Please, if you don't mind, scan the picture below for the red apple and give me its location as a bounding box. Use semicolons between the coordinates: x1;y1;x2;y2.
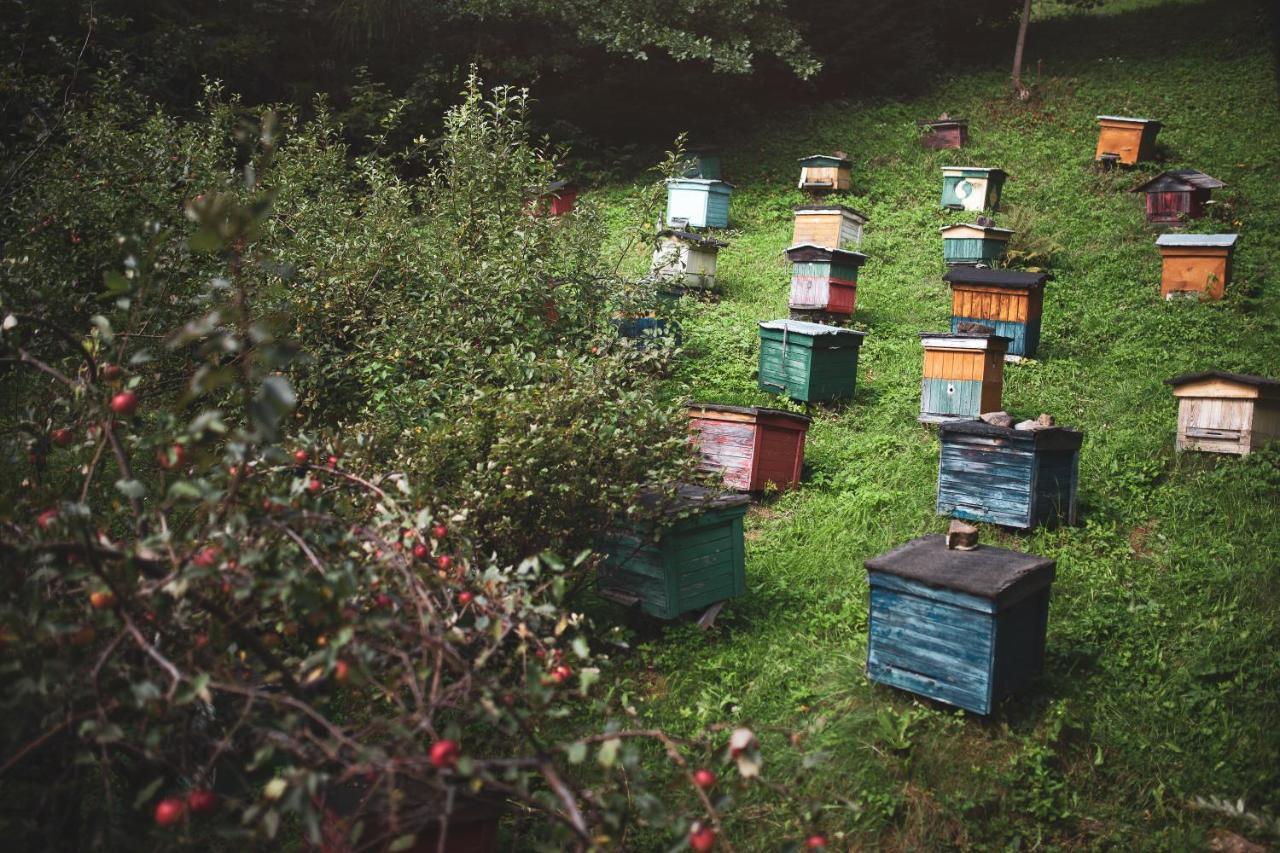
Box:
186;789;217;815
36;508;59;530
457;591;473;605
552;664;572;684
692;769;716;790
429;739;460;770
375;593;393;610
109;391;138;416
334;659;350;683
805;835;827;849
89;590;115;610
431;523;447;539
293;449;309;465
154;797;184;827
307;478;322;494
437;555;453;571
326;454;339;468
413;543;429;560
51;427;74;447
192;547;219;568
688;824;717;852
156;443;186;470
100;363;122;380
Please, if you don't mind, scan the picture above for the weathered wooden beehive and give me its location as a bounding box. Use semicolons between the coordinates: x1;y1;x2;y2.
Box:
791;205;868;250
651;229;728;291
1095;115;1161;166
533;180;578;217
596;485;748;620
918;330;1007;422
940;222;1014;266
937;420;1082;529
1165;371;1280;456
941;167;1006;212
1130;170;1224;224
613;314;680;347
785;243;867;318
687;404;811;492
943;268;1048;360
665;178;733;229
1155;233;1238;300
918;116;969;150
758;320;866;403
797;153;852;192
865;535;1055;715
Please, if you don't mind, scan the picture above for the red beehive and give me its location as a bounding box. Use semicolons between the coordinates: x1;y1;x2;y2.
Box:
532;180;578;217
1130;170;1224;224
688;404;811;492
917;116;969;150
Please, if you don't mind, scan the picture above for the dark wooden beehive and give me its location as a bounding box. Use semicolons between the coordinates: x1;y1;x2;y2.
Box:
943;268;1049;360
918;117;969;149
687;404;811;492
1130;170;1224;224
865;535;1055;715
597;485;749;620
936;420;1082;529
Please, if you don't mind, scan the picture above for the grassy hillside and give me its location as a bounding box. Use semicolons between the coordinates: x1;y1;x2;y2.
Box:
590;0;1279;847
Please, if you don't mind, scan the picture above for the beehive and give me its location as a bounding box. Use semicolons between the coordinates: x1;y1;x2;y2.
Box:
665;178;733;229
687;404;811;492
943;268;1048;360
758;320;867;403
651;229;728;291
531;180;578;217
613;314;681;347
1156;233;1238;299
682;149;722;180
918;330;1008;422
865;535;1055;715
941;167;1006;212
918;117;969;150
797;153;852;192
940;222;1014;266
791;205;868;250
1166;371;1280;456
785;243;868;316
936;420;1082;529
1130;170;1224;224
597;485;748;620
1095;115;1161;165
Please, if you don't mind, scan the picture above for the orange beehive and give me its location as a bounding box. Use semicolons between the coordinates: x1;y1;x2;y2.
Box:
918;329;1008;423
1155;234;1238;300
1094;115;1161;165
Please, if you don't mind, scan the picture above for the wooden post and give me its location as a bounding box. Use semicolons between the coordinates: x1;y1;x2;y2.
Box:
1012;0;1033;99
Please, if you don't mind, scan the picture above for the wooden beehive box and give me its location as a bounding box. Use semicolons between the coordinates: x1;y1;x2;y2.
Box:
682;149;722;180
533;180;578;216
596;485;748;620
791;205;868;250
917;117;969;150
1166;371;1280;456
651;229;728;292
797;153;852;192
758;320;867;403
665;178;733;229
943;268;1048;360
919;330;1008;423
1130;170;1224;224
1155;233;1238;300
941;167;1006;212
865;535;1055;715
614;314;681;347
937;420;1082;529
940;222;1014;266
687;404;811;492
1095;115;1161;165
785;243;868;317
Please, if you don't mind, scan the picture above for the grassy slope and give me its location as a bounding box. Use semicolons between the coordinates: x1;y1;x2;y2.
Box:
591;0;1280;848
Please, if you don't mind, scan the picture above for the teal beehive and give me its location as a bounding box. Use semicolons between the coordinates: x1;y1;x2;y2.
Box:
941;167;1007;212
866;535;1056;714
758;320;866;403
665;178;733;229
940;222;1014;266
597;485;748;620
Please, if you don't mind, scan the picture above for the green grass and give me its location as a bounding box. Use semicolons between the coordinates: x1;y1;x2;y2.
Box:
588;0;1280;847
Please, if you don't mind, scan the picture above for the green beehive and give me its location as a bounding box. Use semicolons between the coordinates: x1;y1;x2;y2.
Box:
758;320;867;403
597;485;748;620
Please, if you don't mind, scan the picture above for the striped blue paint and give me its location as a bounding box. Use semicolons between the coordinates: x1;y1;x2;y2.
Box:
950;315;1040;359
936;426;1081;530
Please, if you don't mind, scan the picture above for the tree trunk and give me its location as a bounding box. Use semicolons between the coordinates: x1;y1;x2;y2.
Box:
1011;0;1033;99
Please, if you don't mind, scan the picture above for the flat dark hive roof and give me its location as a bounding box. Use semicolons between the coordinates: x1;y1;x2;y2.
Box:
865;535;1055;606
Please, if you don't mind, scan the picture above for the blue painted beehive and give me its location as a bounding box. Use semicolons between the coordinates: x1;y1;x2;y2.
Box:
758;320;866;403
865;535;1055;714
665;178;733;229
937;420;1082;529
